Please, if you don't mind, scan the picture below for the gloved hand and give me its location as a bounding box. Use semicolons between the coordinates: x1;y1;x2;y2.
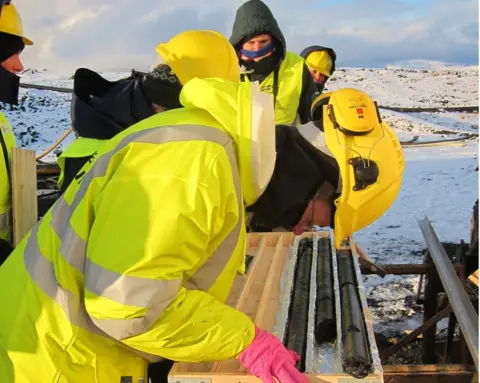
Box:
238;326;308;383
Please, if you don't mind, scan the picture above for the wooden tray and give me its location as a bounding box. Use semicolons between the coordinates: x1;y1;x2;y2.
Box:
168;232;383;383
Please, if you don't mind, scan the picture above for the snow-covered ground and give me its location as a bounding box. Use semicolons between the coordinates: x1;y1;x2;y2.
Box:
326;67;478;108
1;66;479;343
2;66;478;157
358;142;478;339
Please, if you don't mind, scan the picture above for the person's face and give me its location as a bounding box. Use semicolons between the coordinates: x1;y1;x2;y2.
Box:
292;196;333;235
265;183;335;234
1;53;24;74
152;103;167;113
309;68;327;85
242;34;272;52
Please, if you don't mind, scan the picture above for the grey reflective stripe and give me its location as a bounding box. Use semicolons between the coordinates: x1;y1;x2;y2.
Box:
25;124;243;342
90;291;183;341
25;224;106;333
183;138;243;291
24;224;162;362
85;259;182;308
50;198;86;271
0;210;10;231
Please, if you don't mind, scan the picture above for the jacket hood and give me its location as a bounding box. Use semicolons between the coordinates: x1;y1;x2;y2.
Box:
230;0;286;58
71;68;155;140
300;45;337;76
180;78;276;207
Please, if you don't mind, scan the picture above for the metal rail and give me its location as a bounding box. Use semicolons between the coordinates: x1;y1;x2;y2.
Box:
418;217;479;370
20;83;72;93
380;105;479;113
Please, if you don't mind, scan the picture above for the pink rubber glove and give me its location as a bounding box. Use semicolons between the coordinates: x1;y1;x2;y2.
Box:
238;326;309;383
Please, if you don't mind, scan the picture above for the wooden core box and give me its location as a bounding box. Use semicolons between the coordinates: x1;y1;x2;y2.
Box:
168;232;384;383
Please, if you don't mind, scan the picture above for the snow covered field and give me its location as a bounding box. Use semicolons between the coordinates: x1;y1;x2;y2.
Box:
1;65;479;346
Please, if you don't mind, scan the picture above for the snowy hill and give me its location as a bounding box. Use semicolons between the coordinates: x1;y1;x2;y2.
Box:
1;66;478;346
1;66;478;156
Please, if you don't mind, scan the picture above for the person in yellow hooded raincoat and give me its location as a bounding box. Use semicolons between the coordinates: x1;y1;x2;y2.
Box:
0;0;33;263
0;29;405;383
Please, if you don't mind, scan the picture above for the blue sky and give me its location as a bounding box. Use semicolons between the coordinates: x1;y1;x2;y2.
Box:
15;0;479;71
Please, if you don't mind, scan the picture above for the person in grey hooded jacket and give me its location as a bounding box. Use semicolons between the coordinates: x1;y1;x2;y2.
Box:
229;0;319;125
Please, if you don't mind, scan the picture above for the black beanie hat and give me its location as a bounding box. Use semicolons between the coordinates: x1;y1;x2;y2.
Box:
141;64;183;110
0;32;24;63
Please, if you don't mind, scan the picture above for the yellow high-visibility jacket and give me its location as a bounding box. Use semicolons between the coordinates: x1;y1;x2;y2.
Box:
0;78;276;383
57;136;105;190
242;51;304;125
0;112;17;243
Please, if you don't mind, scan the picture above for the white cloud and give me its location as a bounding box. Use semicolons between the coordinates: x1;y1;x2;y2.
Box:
60;6;109;30
11;0;479;71
329;21;430;44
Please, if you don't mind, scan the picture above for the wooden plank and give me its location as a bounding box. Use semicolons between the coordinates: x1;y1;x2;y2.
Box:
247;232;296;248
254;235;289;331
355;243;387;277
468;269;479;286
232;235;291;374
423;267;440;364
381;305;453;360
383;364;475;373
168;373;380;383
383;364;475;383
225;273;247;308
213;235;280;373
169;366;475;383
11;148;37;246
443;313;457;363
247;232;262;248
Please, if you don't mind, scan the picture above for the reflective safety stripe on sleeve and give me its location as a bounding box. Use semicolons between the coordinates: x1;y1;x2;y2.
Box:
23;124;243;344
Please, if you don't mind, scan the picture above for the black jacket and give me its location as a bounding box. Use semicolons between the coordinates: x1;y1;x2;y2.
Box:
59;69;155;194
71;68;154;140
248;125;339;230
230;0;319;124
300;45;337;93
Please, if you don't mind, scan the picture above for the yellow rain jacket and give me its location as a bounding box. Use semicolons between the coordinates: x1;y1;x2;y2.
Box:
0;78;276;382
242;52;304;125
57;136;105;190
0;112;16;243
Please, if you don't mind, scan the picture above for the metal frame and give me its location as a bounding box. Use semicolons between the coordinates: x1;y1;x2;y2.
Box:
418;217;479;370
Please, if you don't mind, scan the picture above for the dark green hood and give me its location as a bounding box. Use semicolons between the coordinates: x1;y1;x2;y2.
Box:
229;0;286;58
